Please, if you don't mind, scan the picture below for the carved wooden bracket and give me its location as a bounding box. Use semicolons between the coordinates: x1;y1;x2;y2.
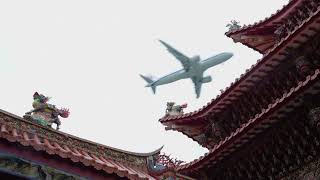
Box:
204;121;226;145
295;56;313;77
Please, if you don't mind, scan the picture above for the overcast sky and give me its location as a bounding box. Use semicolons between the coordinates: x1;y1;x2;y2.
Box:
0;0;289;162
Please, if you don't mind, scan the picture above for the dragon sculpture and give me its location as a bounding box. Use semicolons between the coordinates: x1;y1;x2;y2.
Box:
226;20;241;31
24;92;69;130
166;102;187;116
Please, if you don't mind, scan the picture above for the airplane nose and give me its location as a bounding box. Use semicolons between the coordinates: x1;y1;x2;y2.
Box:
225;52;233;58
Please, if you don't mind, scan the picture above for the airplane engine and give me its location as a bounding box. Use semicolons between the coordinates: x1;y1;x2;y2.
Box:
191;55;200;62
201;76;212;83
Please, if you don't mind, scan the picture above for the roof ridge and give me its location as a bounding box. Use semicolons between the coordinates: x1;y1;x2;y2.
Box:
0;109;162;157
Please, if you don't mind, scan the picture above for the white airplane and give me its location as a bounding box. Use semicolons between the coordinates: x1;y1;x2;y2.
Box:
140;40;233;98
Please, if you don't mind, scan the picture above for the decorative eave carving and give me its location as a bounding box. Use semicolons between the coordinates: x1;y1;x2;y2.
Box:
147;153;186;179
203;120;226;147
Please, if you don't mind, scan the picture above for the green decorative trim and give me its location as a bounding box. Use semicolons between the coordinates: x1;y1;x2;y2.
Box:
31;116;50;126
104;149;146;166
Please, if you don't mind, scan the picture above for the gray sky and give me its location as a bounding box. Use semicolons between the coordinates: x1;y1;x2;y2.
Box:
0;0;289;162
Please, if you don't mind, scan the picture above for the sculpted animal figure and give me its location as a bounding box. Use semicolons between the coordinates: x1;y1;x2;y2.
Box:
24;92;69;130
226;20;241;31
166;102;187;116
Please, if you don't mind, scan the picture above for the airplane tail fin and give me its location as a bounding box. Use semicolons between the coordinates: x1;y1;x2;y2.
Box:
151;86;156;94
140;74;157;94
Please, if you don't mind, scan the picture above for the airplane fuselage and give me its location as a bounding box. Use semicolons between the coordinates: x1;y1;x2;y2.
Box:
150;69;188;86
148;52;233;87
200;52;233;71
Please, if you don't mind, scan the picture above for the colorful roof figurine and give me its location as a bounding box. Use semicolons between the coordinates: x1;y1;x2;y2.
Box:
24;92;69;130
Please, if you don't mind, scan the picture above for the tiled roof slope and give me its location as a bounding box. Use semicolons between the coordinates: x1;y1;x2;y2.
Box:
0;109;159;180
177;68;320;173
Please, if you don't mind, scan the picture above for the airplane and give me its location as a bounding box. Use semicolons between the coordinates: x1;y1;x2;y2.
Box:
140;40;233;98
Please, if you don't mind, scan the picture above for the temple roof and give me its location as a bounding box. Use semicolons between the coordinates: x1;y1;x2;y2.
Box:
159;0;320;176
225;0;308;54
176;69;320;173
0;109;160;180
160;0;320;149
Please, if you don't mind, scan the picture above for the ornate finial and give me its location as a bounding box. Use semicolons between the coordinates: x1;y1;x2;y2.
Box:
155;153;185;168
147;153;184;179
24;92;70;130
226;20;241;31
165;102;187;116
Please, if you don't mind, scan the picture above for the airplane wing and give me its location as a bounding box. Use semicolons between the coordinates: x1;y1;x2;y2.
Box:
191;76;202;98
159;40;191;70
